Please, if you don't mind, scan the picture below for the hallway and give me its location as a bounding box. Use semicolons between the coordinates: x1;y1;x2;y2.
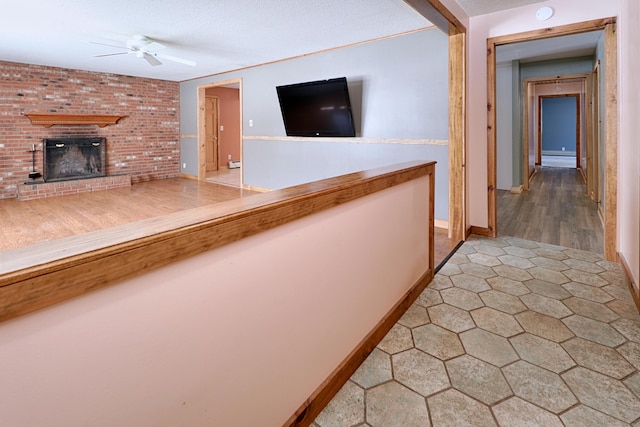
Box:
314;236;640;426
497;167;603;254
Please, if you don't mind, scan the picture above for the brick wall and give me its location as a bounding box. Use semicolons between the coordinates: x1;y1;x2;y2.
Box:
0;61;180;199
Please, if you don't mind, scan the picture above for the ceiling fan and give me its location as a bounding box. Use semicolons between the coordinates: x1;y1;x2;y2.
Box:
92;35;196;67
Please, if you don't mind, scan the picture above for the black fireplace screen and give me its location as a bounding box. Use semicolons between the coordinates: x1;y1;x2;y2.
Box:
43;137;106;182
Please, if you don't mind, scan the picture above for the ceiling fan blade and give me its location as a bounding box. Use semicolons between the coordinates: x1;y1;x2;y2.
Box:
142;52;162;66
94;52;130;57
90;41;128;50
154;53;197;66
145;41;166;51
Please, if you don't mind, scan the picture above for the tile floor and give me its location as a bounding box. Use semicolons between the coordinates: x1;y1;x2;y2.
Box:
313;235;640;426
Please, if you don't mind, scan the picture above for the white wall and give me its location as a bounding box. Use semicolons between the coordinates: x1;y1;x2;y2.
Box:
0;175;431;427
496;63;514;190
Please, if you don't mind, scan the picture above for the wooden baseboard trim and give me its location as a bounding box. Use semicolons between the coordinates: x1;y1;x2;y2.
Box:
285;268;434;426
619;252;640;313
510;185;523;194
179;173;198;180
468;226;493;237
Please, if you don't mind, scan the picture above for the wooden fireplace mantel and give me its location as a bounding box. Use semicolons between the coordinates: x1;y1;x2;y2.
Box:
24;113;127;128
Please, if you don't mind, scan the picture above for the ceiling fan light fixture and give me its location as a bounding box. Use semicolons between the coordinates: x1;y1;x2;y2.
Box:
536;6;554;21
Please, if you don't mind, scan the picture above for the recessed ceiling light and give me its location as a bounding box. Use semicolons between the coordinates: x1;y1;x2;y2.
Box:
536;6;554;21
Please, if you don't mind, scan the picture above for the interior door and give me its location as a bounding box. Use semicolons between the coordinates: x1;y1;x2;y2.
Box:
205;95;219;172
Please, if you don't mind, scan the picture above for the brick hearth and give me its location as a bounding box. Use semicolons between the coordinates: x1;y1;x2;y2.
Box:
17;175;131;201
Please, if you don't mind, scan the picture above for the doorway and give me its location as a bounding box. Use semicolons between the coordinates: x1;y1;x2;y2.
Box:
539;95;579;169
197;78;242;184
487;18;618;260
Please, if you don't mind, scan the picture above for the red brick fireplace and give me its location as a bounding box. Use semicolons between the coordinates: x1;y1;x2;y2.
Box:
0;60;180;200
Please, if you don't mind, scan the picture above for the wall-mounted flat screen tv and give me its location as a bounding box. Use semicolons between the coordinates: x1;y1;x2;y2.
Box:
276;77;356;137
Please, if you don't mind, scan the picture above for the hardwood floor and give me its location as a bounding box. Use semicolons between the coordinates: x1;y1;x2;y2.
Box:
497;167;603;253
0;178;258;251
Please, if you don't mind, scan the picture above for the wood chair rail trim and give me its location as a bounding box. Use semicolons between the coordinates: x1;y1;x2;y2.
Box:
0;161;435;324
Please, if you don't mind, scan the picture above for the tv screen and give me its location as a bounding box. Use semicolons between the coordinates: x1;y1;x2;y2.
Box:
276;77;356;137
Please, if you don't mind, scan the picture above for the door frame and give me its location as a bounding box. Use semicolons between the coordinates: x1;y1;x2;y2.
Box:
487;18;618;260
197;78;243;181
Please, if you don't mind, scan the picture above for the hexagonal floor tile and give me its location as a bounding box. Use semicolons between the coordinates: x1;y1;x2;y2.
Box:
479;290;528;314
562;282;614;303
441;287;484;311
446;355;512;405
497;254;536;269
532;247;569;260
505;237;540;250
428;304;476;333
502;245;537;258
315;380;364;426
474;244;507;257
459;262;497;279
560;405;630;427
493;264;534;282
607;299;640;320
562;337;635;380
392;349;450;397
611;318;640;343
467;252;501;267
471;307;523;337
450;274;491;292
428;389;497;427
524;279;572;299
413;323;465;360
377;324;414;354
530;256;570;272
366;382;430;426
520;293;573;319
459;328;518;367
562;367;640;423
492;397;563;427
563;315;626;347
510;333;576;373
563;248;604;263
503;361;578;414
562;297;619;323
515;310;575;342
486;276;531;296
397;304;430;328
528;267;570;284
429;275;454;290
563;257;605;274
617;341;640;369
351;348;392;389
563;268;609;287
415;288;443;308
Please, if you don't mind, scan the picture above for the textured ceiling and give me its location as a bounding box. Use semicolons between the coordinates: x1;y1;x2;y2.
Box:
454;0;548;16
496;31;602;64
0;0;431;81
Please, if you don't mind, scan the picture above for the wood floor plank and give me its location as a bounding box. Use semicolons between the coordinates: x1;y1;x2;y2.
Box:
497;167;603;253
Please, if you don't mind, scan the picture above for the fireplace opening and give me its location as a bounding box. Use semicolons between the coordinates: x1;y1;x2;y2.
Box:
43;137;106;182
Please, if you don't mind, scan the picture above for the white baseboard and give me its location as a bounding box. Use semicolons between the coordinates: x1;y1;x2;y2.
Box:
434;219;448;230
542;150;576;157
510;185;523;194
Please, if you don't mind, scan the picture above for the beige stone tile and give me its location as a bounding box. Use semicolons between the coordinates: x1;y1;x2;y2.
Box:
493;264;534;282
562;337;635;380
428;389;497;427
528;266;570;284
351;348;392;389
397;304;430;328
562;367;640;423
560;405;629;427
563;248;604;263
563;257;606;274
450;274;491;292
441;287;484;311
520;293;573;318
437;263;462;276
599;270;625;286
537;242;567;251
510;333;576;374
563;315;626;347
502;245;537;258
486;276;530;296
492;397;563;427
471;307;523;337
459;262;497;279
474;244;507;257
428;304;476;333
603;283;635;301
611;318;640;343
456;244;476;255
447;253;469;265
315;380;364;426
607;299;640;320
377;324;414;354
617;341;640;369
504;237;540;249
515;311;575;342
562;282;615;303
415;288;443;308
625;372;640;398
446;355;512;405
503;361;578;413
532;247;569;260
497;254;535;269
524;279;572;299
563;268;609;287
459;328;518;367
563;297;619;323
477;237;510;248
596;259;622;271
467;252;501;267
412;323;465;360
429;275;454;290
392;349;450;397
366;382;430;427
531;256;571;272
480;290;528;315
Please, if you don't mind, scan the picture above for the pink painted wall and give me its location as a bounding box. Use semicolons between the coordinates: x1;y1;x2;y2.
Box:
441;0;637;285
0;176;431;426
